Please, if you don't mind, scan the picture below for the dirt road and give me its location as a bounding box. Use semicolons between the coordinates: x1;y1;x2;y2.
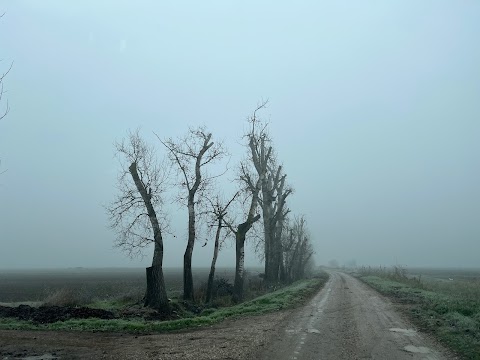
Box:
0;310;289;360
260;271;455;360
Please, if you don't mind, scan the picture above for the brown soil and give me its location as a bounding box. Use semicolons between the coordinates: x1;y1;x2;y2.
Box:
0;305;115;324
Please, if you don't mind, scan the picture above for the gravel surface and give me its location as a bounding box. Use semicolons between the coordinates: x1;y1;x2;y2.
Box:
260;271;458;360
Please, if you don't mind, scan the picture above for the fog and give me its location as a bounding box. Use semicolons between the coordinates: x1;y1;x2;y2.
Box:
0;1;479;269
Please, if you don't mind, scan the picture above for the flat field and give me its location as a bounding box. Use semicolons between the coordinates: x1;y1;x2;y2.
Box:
408;267;480;281
0;267;255;303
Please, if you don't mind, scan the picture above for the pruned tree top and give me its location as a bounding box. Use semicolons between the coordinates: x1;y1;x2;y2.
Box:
206;191;239;222
156;126;228;202
199;191;240;249
245;99;270;140
243;100;274;174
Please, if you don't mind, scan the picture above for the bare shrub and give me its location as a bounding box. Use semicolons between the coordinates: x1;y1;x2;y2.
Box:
243;273;266;300
197;277;234;305
113;287;144;305
211;294;234;308
43;288;93;307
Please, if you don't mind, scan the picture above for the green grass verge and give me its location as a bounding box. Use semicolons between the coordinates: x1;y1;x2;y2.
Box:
359;274;480;360
0;273;328;333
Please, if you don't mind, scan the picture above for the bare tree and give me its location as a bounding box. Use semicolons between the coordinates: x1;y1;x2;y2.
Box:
106;130;169;310
283;216;315;282
159;126;227;301
244;100;292;284
205;192;238;303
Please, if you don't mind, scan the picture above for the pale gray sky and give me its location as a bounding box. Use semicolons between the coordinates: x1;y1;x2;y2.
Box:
0;1;479;269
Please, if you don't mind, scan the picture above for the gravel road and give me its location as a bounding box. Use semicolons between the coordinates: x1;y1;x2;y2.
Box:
259;271;456;360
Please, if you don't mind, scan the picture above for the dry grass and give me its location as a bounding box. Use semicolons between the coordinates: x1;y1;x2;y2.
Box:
43;288;93;307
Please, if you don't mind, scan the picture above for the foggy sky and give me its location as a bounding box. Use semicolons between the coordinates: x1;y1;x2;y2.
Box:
0;1;479;269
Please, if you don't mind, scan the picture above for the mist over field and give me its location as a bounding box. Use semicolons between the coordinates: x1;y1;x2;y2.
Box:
0;1;479;270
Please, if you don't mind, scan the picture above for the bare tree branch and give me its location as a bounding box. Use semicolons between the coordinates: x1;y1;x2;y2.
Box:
106;129;169;256
0;57;12;121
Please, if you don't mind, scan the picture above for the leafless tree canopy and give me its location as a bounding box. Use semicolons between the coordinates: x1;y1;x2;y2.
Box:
282;215;315;282
206;192;238;240
159;126;227;205
106;130;168;258
0;13;12;122
0;13;13;174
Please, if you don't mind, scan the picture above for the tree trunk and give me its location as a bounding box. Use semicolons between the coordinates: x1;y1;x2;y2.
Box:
270;174;289;285
233;231;246;303
233;214;260;303
262;192;275;283
279;253;286;282
262;172;281;284
183;243;194;301
144;265;168;308
288;236;302;282
269;229;280;283
206;218;222;303
184;198;195;301
128;162;169;310
273;225;283;282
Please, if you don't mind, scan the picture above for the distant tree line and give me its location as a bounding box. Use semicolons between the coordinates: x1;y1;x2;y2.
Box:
106;101;315;311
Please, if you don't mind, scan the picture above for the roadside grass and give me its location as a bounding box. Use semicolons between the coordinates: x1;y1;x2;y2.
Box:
357;267;480;360
0;272;328;333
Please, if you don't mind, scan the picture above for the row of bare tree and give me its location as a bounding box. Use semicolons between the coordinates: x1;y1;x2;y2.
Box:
106;101;315;310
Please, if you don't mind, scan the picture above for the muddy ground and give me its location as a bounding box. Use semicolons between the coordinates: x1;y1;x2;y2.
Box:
0;310;289;360
0;303;183;324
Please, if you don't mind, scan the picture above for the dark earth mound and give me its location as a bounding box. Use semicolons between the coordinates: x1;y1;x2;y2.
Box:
0;304;115;323
0;303;185;324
